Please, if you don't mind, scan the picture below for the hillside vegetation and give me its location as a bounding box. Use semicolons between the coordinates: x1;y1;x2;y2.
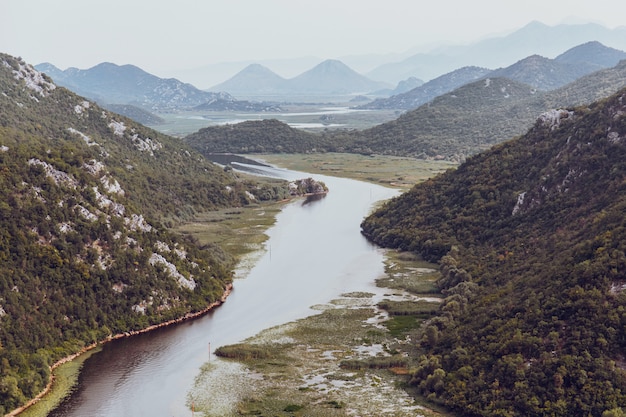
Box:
360;88;626;416
0;54;291;413
185;118;337;154
185;60;626;162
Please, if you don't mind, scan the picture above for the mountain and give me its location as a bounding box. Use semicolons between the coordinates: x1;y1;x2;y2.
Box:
184;77;538;159
359;66;491;110
346;77;541;160
185;119;323;154
363;42;626;111
554;40;626;71
541;59;626;108
208;59;390;97
391;76;424;94
0;54;292;413
34;62;276;113
487;54;584;91
365;75;425;97
366;52;460;86
287;59;389;94
353;59;626;160
209;63;288;96
360;86;626;416
367;21;626;84
161;56;323;90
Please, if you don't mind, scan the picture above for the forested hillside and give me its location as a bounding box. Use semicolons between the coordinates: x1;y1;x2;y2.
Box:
0;54;290;413
345;77;541;160
185;118;337;154
361;88;626;416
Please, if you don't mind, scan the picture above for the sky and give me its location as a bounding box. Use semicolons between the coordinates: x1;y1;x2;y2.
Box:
1;0;625;84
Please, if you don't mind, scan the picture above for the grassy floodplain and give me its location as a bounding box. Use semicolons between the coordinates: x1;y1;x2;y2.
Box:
188;251;453;417
248;152;457;190
16;348;101;417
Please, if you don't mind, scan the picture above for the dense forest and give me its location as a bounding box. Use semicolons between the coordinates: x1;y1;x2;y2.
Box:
361;88;626;416
0;54;292;413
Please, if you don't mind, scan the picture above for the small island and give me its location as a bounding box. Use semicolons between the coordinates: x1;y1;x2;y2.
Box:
288;177;328;196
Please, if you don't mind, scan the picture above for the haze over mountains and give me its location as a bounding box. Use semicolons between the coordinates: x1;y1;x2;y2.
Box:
161;21;626;89
36;40;626;117
34;62;283;120
363;21;626;84
209;59;390;98
362;41;626;110
34;21;626;113
35;22;626;107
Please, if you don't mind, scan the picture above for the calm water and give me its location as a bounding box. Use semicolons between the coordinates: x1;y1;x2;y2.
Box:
49;163;398;417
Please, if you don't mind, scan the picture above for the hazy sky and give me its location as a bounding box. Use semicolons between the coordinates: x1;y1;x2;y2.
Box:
1;0;624;79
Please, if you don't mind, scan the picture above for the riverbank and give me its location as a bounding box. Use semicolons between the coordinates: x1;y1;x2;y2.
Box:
13;191;291;417
10;284;233;417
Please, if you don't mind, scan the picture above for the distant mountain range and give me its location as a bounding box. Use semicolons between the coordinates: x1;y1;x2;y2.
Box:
209;59;391;98
364;21;626;84
34;62;282;114
185;59;626;162
160;22;626;89
35;24;626;111
344;58;626;159
362;42;626;110
358;66;492;110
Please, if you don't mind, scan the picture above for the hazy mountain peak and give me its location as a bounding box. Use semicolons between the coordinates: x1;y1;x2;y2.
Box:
368;21;626;84
237;63;286;78
297;58;360;77
555;41;626;68
35;61;236;112
212;58;389;97
359;65;492;110
209;63;287;95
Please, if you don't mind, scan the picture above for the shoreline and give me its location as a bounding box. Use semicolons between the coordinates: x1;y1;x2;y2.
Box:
7;283;233;417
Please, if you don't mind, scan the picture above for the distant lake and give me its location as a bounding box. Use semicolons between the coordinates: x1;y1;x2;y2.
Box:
153;104;399;136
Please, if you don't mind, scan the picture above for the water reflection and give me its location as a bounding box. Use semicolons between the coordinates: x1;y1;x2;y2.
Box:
302;193;327;205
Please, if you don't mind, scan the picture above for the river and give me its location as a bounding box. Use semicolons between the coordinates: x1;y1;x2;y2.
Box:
49;162;399;417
